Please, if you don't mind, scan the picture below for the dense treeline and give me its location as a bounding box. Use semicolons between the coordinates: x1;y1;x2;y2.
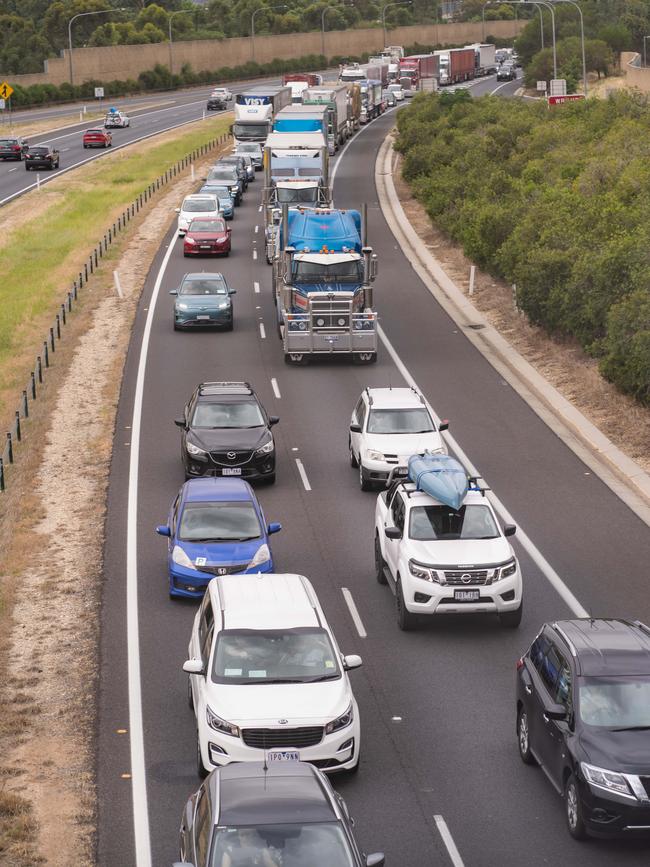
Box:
395;91;650;405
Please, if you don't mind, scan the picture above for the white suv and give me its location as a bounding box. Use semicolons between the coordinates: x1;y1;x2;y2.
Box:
175;193;220;235
183;573;362;777
374;478;523;630
349;387;448;490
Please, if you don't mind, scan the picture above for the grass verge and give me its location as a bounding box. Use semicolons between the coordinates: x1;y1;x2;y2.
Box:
0;112;232;427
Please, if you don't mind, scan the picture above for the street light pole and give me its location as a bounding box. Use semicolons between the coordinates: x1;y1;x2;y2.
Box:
483;0;556;77
168;9;195;76
644;35;650;67
251;5;288;62
549;0;586;95
381;0;412;48
68;8;123;87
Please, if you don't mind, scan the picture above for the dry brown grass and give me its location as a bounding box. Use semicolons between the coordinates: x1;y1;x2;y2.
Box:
394;155;650;471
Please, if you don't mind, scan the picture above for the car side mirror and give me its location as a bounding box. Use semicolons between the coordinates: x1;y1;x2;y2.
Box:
174;417;186;428
385;526;401;540
438;419;449;432
227;228;232;235
155;525;171;537
183;659;205;675
228;289;237;295
343;654;362;671
267;522;282;534
349;423;362;434
269;416;280;426
174;208;181;213
366;856;385;867
544;702;566;721
503;524;516;537
169;289;178;295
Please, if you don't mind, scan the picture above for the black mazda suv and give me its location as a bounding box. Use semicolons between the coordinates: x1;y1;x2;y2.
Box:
176;382;278;483
516;618;650;839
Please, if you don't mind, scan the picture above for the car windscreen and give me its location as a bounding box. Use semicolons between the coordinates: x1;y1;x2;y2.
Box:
293;259;362;282
178;501;261;543
200;185;230;197
207;168;237;182
367;408;434;434
232;122;269;138
187;220;226;233
210;823;356;867
191;400;265;428
180;278;227;295
277;187;318;204
409;504;499;541
579;677;650;728
183;199;217;212
236;144;260;153
212;628;340;684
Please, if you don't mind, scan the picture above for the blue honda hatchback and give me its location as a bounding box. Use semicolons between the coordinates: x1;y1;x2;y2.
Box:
155;477;281;599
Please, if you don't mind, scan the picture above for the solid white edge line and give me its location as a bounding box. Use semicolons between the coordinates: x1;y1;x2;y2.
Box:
330;105;398;186
271;377;281;399
377;325;589;619
259;322;266;339
341;588;367;638
126;236;178;867
434;815;465;867
295;458;312;491
254;281;260;294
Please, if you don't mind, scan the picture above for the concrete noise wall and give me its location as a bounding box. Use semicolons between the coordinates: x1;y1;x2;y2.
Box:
6;20;524;88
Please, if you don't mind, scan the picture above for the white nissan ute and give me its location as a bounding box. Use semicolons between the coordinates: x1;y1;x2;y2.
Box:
374;475;523;630
349;387;448;490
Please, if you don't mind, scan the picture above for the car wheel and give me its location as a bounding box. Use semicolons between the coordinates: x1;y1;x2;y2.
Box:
375;533;387;585
349;437;358;468
25;165;30;171
182;252;189;258
396;577;417;631
565;773;587;840
225;320;234;332
500;600;523;628
264;473;276;485
359;461;372;491
197;733;208;780
187;676;194;710
517;707;536;765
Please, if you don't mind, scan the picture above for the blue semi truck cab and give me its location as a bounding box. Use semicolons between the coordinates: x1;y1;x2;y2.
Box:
273;207;379;365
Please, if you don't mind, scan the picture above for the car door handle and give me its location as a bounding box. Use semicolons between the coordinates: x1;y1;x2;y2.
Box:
525;684;532;695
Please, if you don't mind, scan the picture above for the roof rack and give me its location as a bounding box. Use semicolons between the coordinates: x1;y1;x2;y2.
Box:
199;381;252;395
467;476;490;497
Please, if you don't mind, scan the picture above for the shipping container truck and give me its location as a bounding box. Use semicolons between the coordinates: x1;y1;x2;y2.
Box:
399;54;439;96
435;48;475;85
359;79;383;123
466;43;497;76
232;86;292;142
282;72;324;102
302;83;349;153
273;104;329;138
340;62;389;87
273;206;379;365
346;82;362;132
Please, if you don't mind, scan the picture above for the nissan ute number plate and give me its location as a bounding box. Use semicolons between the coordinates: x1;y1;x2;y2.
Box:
454;589;480;602
267;750;300;763
222;468;241;476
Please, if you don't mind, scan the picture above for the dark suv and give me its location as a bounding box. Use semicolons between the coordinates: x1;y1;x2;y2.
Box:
175;382;278;483
516;618;650;839
177;761;385;867
216;155;249;191
0;136;29;160
25;144;60;170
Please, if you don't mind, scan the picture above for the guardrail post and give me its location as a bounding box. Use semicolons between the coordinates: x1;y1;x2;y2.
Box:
84;263;88;281
50;327;55;352
43;341;49;367
68;291;73;311
31;372;36;399
56;315;61;340
6;433;13;464
22;390;29;418
37;356;42;384
15;411;21;441
0;457;5;492
61;303;66;325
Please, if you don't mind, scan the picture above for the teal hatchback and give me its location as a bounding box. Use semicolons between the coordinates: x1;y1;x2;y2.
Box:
171;273;236;331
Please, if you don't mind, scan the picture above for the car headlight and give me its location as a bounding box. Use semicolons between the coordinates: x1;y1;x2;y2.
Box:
206;705;240;737
581;762;635;798
255;439;274;456
186;441;207;456
325;702;354;734
366;450;384;462
185;237;196;245
218;302;230;309
408;559;439;583
249;543;270;569
176;303;189;311
172;545;196;570
498;558;517;580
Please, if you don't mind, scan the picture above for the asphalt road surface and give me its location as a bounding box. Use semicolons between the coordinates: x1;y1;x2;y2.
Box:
98;73;650;867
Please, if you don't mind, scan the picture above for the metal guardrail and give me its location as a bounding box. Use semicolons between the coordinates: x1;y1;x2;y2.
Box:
0;131;232;492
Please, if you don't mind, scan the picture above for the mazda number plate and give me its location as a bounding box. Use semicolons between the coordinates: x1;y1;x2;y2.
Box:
454;589;480;602
267;750;300;763
196;315;211;320
222;468;241;476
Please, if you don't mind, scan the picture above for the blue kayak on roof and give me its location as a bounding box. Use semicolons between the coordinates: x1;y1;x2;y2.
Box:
408;453;468;511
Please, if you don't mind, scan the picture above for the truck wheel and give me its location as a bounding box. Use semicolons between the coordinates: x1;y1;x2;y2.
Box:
375;533;388;585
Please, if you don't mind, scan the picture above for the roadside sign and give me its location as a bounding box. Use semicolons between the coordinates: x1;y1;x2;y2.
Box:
548;94;585;105
549;79;567;96
94;87;104;99
536;81;546;92
0;82;14;100
0;99;5;111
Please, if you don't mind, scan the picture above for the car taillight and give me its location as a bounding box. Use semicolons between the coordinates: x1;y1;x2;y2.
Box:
516;657;524;671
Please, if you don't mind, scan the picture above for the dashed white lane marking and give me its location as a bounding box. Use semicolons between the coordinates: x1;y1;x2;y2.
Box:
255;224;259;233
341;588;367;638
258;205;262;212
8;167;17;172
259;322;266;339
295;458;311;491
253;249;258;260
254;281;260;294
271;377;281;399
434;816;465;867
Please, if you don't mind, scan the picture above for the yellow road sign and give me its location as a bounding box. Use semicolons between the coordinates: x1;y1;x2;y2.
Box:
0;82;14;100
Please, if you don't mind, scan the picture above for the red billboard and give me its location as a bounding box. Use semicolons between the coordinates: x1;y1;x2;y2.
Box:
548;94;585;105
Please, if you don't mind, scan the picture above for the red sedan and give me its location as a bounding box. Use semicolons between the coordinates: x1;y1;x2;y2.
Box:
83;128;112;149
183;218;232;257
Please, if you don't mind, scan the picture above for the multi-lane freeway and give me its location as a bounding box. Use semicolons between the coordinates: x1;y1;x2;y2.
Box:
87;70;650;867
